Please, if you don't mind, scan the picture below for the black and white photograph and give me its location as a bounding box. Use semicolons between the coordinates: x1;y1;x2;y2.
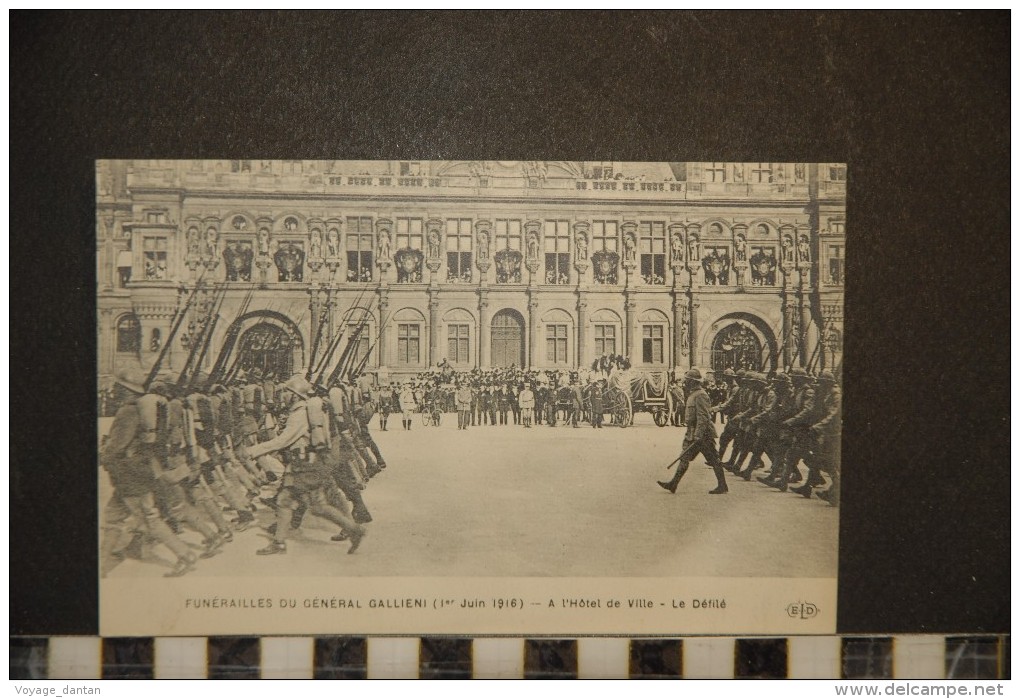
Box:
97;159;844;636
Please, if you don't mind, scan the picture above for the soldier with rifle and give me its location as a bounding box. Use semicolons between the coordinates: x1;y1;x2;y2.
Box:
101;369;206;578
656;368;728;495
248;373;366;556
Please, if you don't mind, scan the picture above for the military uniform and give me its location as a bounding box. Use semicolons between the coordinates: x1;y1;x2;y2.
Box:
657;369;728;495
101;370;201;578
249;374;366;555
518;385;535;427
810;373;842;505
455;384;473;430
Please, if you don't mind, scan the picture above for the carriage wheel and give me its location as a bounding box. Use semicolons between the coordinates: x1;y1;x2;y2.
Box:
653;408;669;427
421;411;430;427
613;404;630;427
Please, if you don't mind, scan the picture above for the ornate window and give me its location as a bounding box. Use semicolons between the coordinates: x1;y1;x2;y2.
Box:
142;236;168;280
396;217;424;250
594;324;617;356
399;161;422;176
706;162;726;183
543;220;570;285
639;221;667;285
591;221;619;285
229;160;252;173
751;162;773;183
701;245;731;285
545;324;568;364
829;165;847;181
642;325;665;364
446;219;473;283
447;324;471;363
346;216;374;282
494;219;523;284
397;324;421;365
116;314;141;353
223;240;254;282
827;243;844;285
749;246;778;286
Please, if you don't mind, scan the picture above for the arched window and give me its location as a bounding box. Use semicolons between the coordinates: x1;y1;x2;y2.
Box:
116;315;141;353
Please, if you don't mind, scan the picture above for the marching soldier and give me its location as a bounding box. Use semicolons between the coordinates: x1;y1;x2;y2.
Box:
101;369;203;578
714;369;743;457
657;369;728;495
770;367;819;492
810;371;842;505
748;372;797;489
248;373;366;555
728;372;769;478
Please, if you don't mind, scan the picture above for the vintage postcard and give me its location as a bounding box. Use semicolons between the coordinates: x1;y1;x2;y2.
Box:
97;160;845;636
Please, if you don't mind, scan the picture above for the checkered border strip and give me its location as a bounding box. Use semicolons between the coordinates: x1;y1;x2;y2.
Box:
9;635;1008;679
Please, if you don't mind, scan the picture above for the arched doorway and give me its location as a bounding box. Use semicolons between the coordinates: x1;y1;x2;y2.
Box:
710;322;764;373
234;317;304;381
491;309;525;368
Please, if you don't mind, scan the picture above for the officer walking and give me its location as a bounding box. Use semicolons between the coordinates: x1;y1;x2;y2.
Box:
399;383;417;431
657;369;728;495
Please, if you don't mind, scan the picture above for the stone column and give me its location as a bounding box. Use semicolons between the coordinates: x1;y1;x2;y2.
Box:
800;295;813;369
689;298;699;369
576;295;587;370
528;296;539;369
672;294;685;369
428;294;440;368
624;292;636;363
377;288;389;370
478;289;490;368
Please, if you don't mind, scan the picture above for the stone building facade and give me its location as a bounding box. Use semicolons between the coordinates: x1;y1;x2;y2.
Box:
96;160;846;385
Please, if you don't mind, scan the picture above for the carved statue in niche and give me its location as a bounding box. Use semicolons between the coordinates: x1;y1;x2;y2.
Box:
575;232;588;261
798;234;811;262
187;227;201;257
774;164;786;183
735;234;747;262
733;163;745;182
257;228;270;256
204;227;218;257
527;231;540;260
379;231;392;261
326;228;339;257
671;233;684;262
624;233;636;262
478;231;490;261
781;235;794;263
310;229;322;258
687;236;699;263
427;230;441;259
794;163;806;181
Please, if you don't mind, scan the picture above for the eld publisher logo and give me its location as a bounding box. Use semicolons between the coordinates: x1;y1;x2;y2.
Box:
786;601;819;620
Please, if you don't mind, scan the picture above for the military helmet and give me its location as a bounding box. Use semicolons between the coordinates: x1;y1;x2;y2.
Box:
283;373;313;399
148;379;173;398
683;368;703;383
114;367;147;394
773;371;792;385
789;367;808;379
816;370;836;384
736;369;747;379
723;368;736;378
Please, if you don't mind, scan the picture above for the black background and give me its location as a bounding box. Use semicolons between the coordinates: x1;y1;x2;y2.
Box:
10;11;1009;636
